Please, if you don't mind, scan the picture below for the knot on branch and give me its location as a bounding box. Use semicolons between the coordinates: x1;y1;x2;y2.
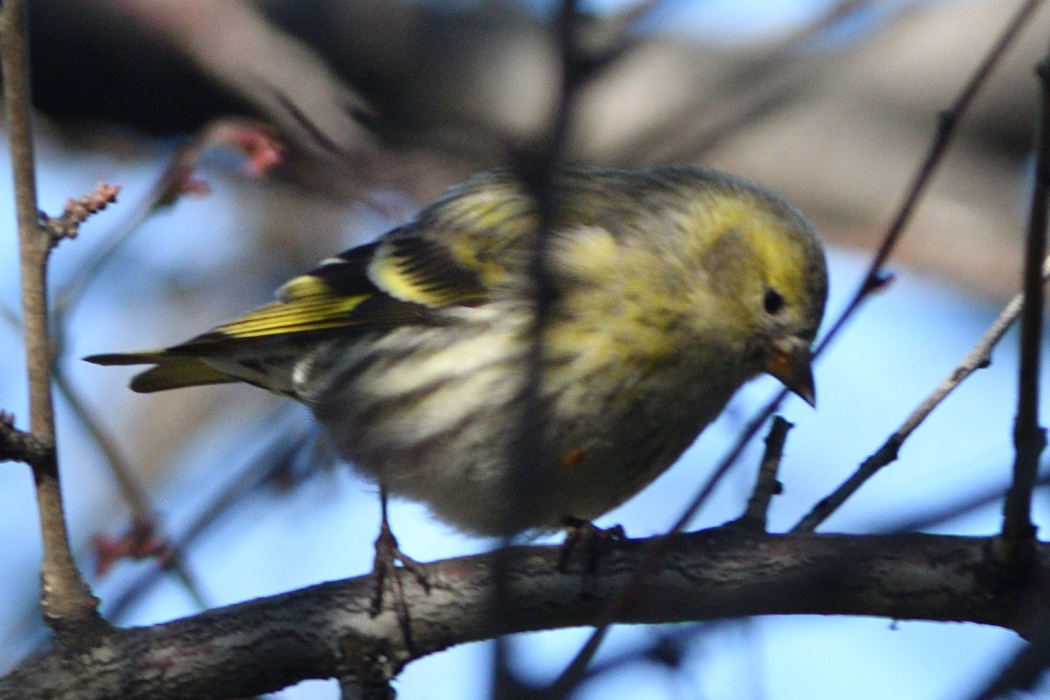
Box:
0;410;55;466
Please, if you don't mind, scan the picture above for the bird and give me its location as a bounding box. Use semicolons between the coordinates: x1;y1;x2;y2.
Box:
86;163;828;539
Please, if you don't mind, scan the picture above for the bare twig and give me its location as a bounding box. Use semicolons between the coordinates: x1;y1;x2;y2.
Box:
680;0;1042;542
794;256;1050;533
816;0;1043;359
0;0;103;631
736;417;793;533
1000;42;1050;561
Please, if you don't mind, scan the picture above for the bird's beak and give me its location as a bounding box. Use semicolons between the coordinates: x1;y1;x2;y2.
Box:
764;337;816;407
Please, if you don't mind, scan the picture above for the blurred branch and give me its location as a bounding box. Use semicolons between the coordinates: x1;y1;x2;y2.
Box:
1000;41;1050;558
1;530;1046;699
649;0;883;164
498;0;628;695
0;0;103;632
794;254;1050;533
102;0;376;162
873;470;1050;535
970;616;1050;700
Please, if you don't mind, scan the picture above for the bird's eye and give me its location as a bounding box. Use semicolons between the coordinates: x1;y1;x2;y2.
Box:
763;288;785;315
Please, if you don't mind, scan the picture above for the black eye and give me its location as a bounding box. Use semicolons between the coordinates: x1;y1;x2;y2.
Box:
763;288;785;315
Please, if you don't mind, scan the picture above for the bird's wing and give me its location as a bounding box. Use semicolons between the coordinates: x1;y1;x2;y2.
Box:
84;176;539;391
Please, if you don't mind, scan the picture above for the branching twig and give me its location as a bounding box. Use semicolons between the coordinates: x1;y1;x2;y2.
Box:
693;0;1043;541
794;255;1050;533
53;119;283;321
0;0;103;631
39;184;120;244
1000;45;1050;560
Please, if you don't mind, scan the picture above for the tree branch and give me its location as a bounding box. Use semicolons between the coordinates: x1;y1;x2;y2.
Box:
0;0;102;630
0;530;1045;700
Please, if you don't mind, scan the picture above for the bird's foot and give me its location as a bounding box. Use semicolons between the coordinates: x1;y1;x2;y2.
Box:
370;518;430;650
557;517;626;572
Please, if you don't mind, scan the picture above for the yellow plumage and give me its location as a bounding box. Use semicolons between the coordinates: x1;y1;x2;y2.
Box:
86;164;827;536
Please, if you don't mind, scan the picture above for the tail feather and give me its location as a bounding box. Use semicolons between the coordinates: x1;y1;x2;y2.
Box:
83;352;235;393
85;351;169;366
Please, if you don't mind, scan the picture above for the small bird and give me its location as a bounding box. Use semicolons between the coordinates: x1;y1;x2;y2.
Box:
87;164;827;538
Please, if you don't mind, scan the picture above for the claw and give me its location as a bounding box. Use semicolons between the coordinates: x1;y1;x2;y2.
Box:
557;517;625;572
370;489;430;652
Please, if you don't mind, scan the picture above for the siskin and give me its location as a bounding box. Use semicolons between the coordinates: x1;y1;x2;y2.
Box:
88;164;828;537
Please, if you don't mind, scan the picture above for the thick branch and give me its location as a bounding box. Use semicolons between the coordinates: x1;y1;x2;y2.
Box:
1;530;1047;700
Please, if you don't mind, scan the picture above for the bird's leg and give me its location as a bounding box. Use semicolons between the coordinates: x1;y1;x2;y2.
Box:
557;516;626;572
370;487;430;647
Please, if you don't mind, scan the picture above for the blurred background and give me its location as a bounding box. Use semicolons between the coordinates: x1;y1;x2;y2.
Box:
3;0;1050;697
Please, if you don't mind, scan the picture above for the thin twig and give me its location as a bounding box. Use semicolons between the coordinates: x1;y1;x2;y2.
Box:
723;0;1043;536
0;0;103;631
815;0;1043;355
794;255;1050;533
1000;42;1050;560
685;0;1043;546
736;417;793;532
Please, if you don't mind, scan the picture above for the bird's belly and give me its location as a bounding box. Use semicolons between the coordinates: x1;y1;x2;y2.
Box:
301;320;745;536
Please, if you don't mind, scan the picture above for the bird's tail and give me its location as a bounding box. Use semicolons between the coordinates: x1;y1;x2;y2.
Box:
84;352;236;393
